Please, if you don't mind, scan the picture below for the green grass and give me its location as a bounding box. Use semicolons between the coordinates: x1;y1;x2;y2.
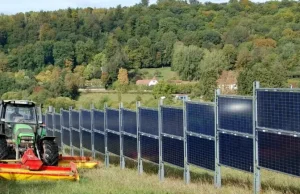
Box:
140;67;179;81
1;156;300;194
77;93;153;108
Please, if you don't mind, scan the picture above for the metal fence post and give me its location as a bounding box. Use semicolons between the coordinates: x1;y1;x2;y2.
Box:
253;81;261;194
137;101;143;175
69;107;74;156
60;108;65;155
91;104;95;159
45;108;48;135
79;106;84;157
104;103;109;168
52;107;55;137
214;89;221;188
183;100;190;184
158;98;164;182
120;102;125;169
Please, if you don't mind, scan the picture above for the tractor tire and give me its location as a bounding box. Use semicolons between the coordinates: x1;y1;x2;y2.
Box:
41;140;59;166
0;137;9;160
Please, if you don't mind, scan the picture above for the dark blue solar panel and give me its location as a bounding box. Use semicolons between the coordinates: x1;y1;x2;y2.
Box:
107;132;120;155
187;135;215;171
123;110;137;135
61;111;69;128
257;91;300;132
258;132;300;176
162;107;183;137
186;103;215;136
54;114;61;130
81;110;91;130
162;136;184;168
139;108;159;136
46;113;53;129
93;110;104;132
218;97;253;134
72;130;80;148
42;115;45;124
54;131;61;148
219;133;253;172
62;129;70;146
107;109;119;132
94;133;105;154
71;111;79;129
82;131;92;150
123;135;137;160
140;135;159;164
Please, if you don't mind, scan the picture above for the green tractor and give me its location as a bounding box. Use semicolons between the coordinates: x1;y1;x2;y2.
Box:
0;100;59;166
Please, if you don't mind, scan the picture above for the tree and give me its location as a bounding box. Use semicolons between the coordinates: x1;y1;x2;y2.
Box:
115;68;129;101
0;52;8;71
53;41;74;67
152;81;175;99
141;0;149;6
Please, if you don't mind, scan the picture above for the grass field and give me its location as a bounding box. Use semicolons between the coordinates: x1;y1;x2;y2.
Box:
1;156;300;194
77;93;154;108
140;67;179;80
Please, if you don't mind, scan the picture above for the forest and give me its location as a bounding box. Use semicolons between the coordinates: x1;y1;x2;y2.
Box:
0;0;299;108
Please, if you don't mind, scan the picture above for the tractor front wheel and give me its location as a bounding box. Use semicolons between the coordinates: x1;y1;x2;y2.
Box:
41;140;59;166
0;137;9;160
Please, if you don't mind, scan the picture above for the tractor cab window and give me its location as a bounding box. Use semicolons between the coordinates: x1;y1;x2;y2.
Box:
5;105;36;124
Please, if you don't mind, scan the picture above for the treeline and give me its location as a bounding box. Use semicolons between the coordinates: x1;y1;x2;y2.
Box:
0;0;300;101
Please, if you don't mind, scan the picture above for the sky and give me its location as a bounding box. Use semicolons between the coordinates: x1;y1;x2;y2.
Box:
0;0;158;14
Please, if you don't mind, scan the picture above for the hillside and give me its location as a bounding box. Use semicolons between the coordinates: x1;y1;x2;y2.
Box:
0;0;300;106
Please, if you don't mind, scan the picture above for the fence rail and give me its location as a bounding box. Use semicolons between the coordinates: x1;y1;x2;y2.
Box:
43;81;300;194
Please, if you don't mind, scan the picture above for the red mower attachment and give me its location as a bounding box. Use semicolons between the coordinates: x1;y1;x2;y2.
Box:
0;148;79;181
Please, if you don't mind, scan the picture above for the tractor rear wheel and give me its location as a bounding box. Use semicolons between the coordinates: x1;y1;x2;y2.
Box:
0;137;9;160
41;140;59;166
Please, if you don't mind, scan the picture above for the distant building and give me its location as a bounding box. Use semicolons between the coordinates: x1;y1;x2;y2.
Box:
174;94;189;101
136;78;158;86
217;71;238;93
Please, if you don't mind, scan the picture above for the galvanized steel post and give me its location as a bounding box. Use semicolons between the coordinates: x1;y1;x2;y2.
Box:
104;103;109;168
60;108;65;155
79;106;84;157
158;98;164;182
253;81;261;194
214;89;221;188
120;102;125;169
136;101;143;175
91;104;95;159
69;107;74;156
183;100;190;184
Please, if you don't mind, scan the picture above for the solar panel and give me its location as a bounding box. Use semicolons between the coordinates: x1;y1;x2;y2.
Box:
54;114;61;130
93;110;104;132
258;132;300;176
257;91;300;132
42;114;45;124
187;135;215;171
82;130;92;150
62;129;70;146
140;135;159;164
107;132;120;155
94;132;105;154
81;110;91;130
61;110;69;128
162;136;184;168
123;109;137;135
218;97;253;134
72;130;80;149
123;135;137;160
106;109;120;132
54;131;61;148
71;111;79;129
46;113;53;129
139;108;159;136
162;107;183;137
186;102;215;137
219;133;253;172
